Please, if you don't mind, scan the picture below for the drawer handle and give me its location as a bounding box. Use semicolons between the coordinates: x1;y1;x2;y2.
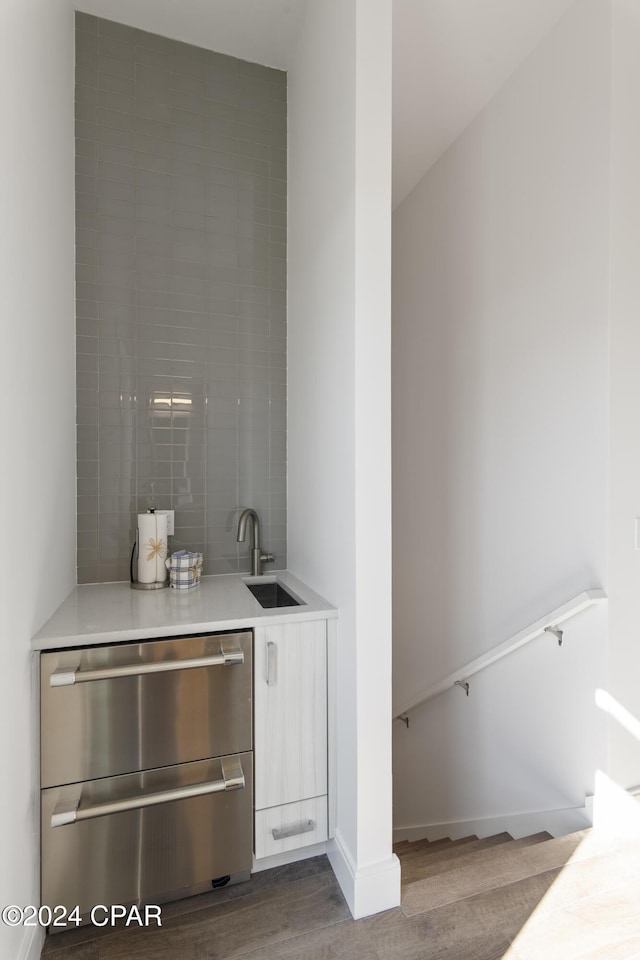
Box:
272;819;315;841
49;638;244;687
50;757;245;828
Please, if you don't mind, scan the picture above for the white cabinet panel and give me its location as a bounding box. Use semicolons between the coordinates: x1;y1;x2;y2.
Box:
254;796;328;859
254;620;327;811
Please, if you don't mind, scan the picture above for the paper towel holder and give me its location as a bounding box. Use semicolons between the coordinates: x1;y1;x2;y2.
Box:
130;510;169;590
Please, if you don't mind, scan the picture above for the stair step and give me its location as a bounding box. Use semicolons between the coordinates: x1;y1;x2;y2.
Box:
394;837;436;855
402;829;612;917
395;846;640;953
397;834;479;865
400;832;549;885
392;840;411;852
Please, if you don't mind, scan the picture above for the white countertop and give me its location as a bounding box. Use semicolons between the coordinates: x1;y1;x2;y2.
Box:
32;571;337;650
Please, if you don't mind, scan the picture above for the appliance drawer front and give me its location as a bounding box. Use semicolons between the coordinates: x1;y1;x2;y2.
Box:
254;795;328;860
41;631;252;788
42;752;253;916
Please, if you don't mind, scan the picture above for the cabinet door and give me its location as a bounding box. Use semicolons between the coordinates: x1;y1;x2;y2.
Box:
254;620;327;810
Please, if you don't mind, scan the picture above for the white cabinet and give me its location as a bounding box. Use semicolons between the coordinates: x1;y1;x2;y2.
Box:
254;619;328;859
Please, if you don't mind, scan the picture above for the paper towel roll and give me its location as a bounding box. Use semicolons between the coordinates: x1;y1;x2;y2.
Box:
137;513;167;584
155;513;168;583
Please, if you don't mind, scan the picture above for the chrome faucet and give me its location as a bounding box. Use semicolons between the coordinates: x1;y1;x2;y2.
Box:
236;508;274;576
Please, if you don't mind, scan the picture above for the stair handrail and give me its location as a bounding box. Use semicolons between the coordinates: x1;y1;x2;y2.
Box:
394;588;607;723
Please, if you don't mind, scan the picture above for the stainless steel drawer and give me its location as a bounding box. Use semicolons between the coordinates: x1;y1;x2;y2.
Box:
41;752;253;915
41;631;252;788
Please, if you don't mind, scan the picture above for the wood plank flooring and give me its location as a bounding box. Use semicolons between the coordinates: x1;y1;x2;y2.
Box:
40;829;640;960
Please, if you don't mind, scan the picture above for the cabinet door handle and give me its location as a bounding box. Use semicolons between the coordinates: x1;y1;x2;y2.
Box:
266;641;277;686
51;757;245;827
272;819;315;841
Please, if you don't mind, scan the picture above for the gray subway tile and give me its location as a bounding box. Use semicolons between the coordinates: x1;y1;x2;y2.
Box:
269;97;287;118
77;530;99;551
171;209;206;232
171;123;205;148
77;546;99;566
135;43;170;69
76;156;98;178
136;202;171;227
137;115;173;140
97;142;135;166
173;39;208;64
76;30;98;56
98;249;136;272
97;178;134;202
76;138;97;160
77;237;97;259
133;28;174;55
77;456;99;478
135;168;171;191
77;494;99;517
136;253;171;275
76;84;98;108
98;18;134;41
76;191;97;214
98;54;135;80
135;67;171;101
96;124;135;150
76;46;98;71
76;66;98;98
135;184;171;207
76;263;98;284
171;72;206;98
136;271;171;295
76;17;287;583
98;88;136;115
98;70;135;96
76;297;99;320
77;509;99;531
237;61;285;88
98;34;134;63
98;107;138;133
97;160;135;185
135;150;172;176
76;11;98;33
135;218;172;242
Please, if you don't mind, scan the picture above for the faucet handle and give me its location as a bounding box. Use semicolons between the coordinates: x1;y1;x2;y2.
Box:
261;552;275;565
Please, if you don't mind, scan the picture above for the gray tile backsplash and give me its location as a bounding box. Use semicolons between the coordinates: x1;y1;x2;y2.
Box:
75;13;286;583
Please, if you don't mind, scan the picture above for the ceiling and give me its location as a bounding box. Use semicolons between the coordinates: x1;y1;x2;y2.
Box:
392;0;577;206
76;0;308;71
78;0;577;208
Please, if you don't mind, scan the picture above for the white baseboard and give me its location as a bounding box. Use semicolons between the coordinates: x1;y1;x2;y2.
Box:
328;830;401;920
252;841;328;873
16;924;44;960
394;803;592;844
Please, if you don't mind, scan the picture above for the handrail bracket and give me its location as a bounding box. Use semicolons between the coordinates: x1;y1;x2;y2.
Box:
544;625;564;647
454;680;470;697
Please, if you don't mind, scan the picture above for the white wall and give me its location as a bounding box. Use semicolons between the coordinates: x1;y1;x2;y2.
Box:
0;1;75;957
392;0;610;833
288;0;399;918
608;0;640;793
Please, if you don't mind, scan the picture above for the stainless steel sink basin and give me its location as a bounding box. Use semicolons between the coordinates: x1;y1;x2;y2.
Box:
244;579;302;608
